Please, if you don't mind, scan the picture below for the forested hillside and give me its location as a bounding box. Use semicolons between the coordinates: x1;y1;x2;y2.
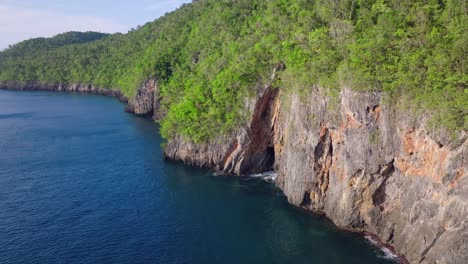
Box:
0;0;466;142
0;32;109;57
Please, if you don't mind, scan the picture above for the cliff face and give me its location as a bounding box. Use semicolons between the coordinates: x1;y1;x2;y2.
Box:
124;79;161;119
163;84;467;264
273;88;467;264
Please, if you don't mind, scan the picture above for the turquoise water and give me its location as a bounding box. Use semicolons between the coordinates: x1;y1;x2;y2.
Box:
0;90;395;264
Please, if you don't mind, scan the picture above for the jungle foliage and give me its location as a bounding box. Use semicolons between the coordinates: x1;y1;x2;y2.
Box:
0;0;466;142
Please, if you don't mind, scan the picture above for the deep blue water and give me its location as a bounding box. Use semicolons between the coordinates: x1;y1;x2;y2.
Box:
0;90;395;264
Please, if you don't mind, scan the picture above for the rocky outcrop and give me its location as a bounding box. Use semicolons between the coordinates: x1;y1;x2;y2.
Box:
164;65;284;175
0;81;128;102
124;79;160;118
163;83;467;264
164;85;278;175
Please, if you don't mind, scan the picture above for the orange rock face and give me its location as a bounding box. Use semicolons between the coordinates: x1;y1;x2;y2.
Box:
395;129;454;183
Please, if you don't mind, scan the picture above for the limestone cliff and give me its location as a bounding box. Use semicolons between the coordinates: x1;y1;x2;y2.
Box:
273;87;467;264
124;79;161;119
162;84;467;264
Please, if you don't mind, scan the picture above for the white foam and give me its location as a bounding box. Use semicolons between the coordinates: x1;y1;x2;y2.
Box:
380;247;399;262
365;235;400;263
365;235;379;246
248;171;277;182
212;171;224;176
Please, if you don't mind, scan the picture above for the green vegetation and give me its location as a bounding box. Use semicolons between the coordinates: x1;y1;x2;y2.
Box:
369;129;381;145
0;32;108;57
0;0;466;142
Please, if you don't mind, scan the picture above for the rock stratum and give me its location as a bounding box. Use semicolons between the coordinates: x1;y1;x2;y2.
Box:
1;81;466;264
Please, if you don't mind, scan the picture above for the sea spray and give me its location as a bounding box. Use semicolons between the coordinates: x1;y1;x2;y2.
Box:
248;171;277;182
365;235;400;263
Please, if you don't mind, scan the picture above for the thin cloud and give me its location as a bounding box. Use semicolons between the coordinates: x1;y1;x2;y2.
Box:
0;4;128;50
147;0;189;15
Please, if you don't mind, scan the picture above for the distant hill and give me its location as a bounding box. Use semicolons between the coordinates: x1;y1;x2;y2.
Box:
1;32;109;59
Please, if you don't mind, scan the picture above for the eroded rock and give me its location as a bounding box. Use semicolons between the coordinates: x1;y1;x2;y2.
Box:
124;79;158;117
273;87;467;264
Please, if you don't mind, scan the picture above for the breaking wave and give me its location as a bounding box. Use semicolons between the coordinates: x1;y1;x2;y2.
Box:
248;171;277;182
365;235;400;263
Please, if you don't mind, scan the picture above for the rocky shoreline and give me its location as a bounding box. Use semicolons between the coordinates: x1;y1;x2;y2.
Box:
363;232;409;264
0;81;156;117
0;81;128;102
2;81;466;264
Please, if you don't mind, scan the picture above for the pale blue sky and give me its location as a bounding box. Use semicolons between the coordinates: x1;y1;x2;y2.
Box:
0;0;191;49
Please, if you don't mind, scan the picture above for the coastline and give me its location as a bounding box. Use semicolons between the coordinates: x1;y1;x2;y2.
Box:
363;232;409;264
0;82;129;103
3;84;464;264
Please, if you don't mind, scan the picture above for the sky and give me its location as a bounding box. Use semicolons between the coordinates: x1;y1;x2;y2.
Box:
0;0;191;50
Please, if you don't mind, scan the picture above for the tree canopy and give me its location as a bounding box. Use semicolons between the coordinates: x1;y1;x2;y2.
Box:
0;0;466;142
